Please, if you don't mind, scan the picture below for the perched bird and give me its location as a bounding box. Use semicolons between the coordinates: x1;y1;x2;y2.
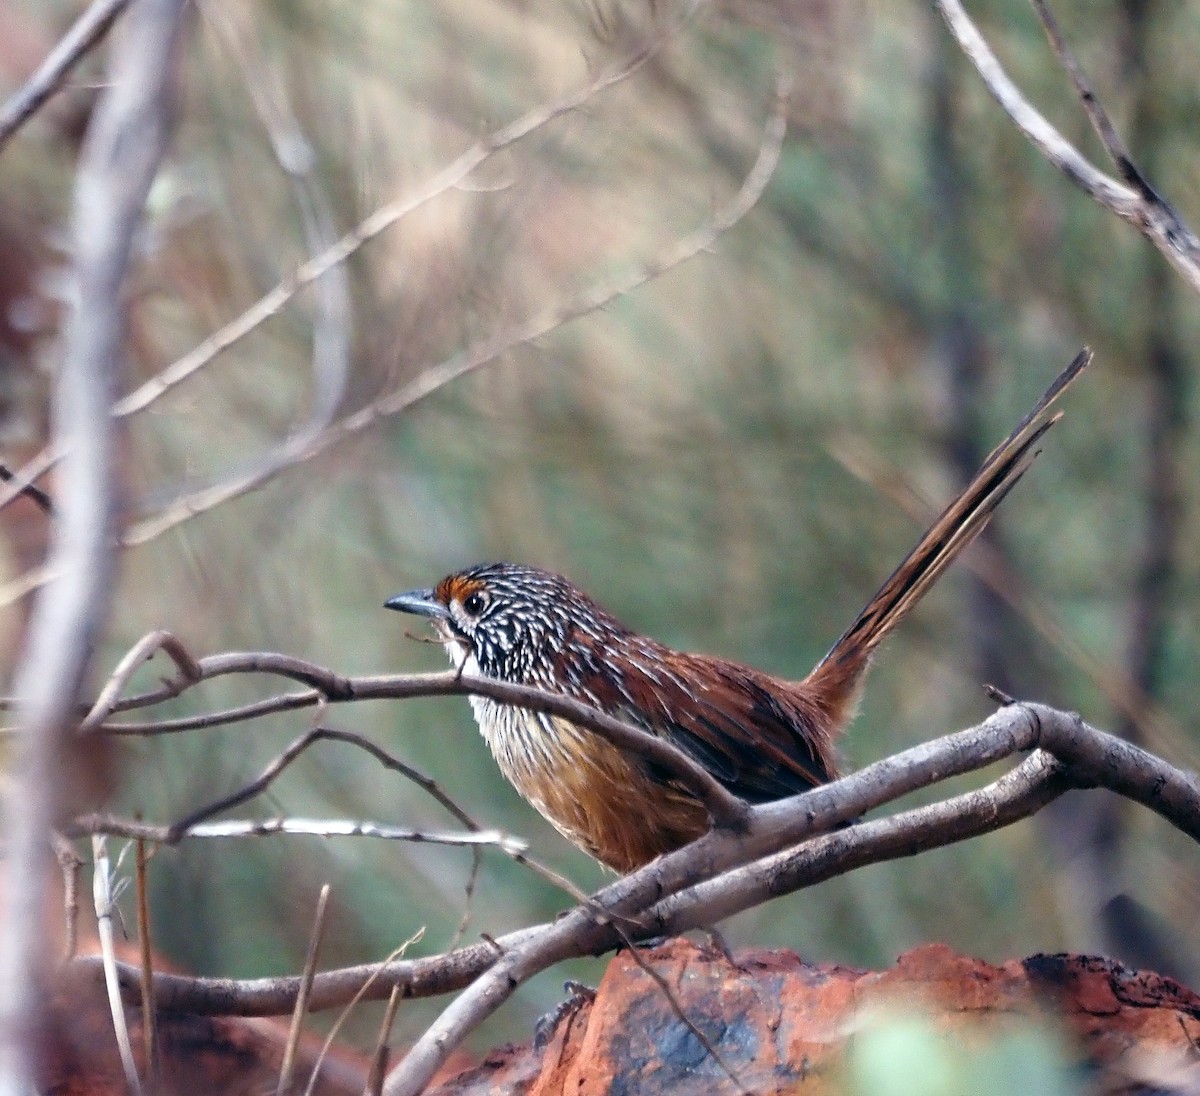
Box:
387;352;1088;873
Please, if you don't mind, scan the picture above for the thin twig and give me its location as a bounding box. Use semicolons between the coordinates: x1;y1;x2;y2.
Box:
366;985;403;1096
1026;0;1136;180
135;834;158;1089
93;836;144;1096
98;692;319;734
277;883;331;1096
303;932;424;1096
0;464;53;514
71;813;529;852
53;835;84;962
163;725;478;840
0;0;133;152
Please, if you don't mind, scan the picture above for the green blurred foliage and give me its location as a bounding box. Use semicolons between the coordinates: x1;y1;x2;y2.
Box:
845;1010;1081;1096
1;0;1198;1056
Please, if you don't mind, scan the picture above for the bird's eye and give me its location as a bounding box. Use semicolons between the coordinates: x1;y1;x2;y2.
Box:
462;592;487;616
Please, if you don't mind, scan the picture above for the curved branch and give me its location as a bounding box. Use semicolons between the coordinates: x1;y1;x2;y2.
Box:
935;0;1200;295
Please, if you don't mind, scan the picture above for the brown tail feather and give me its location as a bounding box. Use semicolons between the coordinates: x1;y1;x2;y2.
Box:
804;348;1091;725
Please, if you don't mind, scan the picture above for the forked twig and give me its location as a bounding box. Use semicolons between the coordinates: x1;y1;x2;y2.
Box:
79;630;200;735
0;465;53;515
92;836;143;1096
1026;0;1135;177
935;0;1200;294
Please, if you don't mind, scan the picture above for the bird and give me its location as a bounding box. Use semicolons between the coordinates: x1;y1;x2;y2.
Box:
386;351;1089;873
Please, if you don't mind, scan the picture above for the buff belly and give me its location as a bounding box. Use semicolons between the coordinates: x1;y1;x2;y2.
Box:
469;695;709;873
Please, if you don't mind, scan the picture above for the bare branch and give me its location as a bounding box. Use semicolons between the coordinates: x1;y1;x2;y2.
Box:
0;3;186;1089
935;0;1135;210
654;750;1071;931
379;705;1045;1096
59;701;1200;1039
67;813;528;853
379;702;1200;1095
1030;702;1200;839
0;0;133;152
66;707;1044;1020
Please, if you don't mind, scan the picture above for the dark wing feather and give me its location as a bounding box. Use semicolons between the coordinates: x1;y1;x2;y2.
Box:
560;630;838;803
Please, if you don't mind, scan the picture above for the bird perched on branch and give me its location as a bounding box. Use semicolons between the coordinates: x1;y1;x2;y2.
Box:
387;351;1089;873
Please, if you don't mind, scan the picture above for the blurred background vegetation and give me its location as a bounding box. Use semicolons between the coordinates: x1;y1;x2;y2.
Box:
1;0;1198;1058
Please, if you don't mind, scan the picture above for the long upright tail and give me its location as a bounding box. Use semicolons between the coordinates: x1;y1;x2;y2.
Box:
803;348;1091;726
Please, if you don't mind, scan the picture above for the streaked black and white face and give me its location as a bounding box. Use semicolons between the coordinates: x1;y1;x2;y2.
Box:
386;562;618;684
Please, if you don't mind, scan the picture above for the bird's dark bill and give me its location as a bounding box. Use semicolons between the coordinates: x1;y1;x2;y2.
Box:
384;589;448;619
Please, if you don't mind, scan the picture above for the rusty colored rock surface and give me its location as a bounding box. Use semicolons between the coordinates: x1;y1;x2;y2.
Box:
432;940;1200;1095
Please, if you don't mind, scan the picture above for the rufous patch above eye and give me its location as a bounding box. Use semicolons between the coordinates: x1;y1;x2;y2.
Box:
438;575;486;605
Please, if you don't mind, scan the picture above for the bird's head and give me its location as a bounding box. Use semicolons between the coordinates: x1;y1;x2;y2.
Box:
385;562;619;682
